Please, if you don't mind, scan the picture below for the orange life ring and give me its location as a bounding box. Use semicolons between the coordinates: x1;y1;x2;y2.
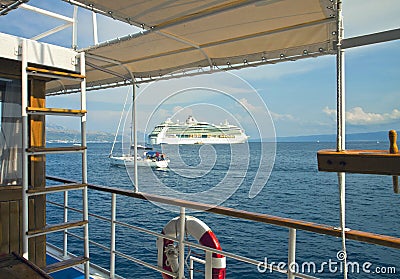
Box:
157;216;226;279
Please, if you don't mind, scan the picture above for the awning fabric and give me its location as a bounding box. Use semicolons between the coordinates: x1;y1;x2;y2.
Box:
48;0;338;94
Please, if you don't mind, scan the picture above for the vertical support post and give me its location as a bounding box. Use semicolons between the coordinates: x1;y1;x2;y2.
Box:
21;39;29;260
110;193;116;278
72;6;78;49
92;11;98;45
63;191;68;258
287;228;296;279
132;82;138;192
178;207;185;279
189;257;194;279
336;0;345;153
205;251;212;279
336;1;348;279
80;52;90;279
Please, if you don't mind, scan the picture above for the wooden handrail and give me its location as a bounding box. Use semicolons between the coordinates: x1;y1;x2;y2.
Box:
26;66;85;79
27;107;87;115
46;175;400;249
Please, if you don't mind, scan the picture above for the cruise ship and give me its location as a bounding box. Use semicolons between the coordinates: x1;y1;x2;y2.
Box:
148;116;249;145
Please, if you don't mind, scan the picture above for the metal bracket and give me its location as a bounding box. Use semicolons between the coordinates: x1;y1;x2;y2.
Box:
14;45;22;56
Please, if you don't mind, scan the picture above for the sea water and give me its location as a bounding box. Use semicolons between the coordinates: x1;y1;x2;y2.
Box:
46;142;400;278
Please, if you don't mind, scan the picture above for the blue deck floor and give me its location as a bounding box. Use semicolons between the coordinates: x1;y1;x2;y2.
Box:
47;255;87;279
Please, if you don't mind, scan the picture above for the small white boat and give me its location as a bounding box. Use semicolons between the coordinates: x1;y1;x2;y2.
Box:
110;149;169;168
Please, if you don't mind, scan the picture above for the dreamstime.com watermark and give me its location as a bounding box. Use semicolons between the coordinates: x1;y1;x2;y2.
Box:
257;251;396;275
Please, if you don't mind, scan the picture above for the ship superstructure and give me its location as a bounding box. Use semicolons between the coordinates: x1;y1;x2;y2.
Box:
149;116;249;144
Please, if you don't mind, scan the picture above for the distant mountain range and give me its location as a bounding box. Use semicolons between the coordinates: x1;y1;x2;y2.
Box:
276;131;391;142
47;123;392;144
46;123;114;143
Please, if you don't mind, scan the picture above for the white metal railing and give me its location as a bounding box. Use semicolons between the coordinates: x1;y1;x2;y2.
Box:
46;176;400;279
47;200;316;279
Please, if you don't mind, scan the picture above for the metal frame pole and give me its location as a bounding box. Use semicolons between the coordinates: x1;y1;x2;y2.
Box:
80;52;90;279
205;251;212;279
178;207;186;279
63;191;69;257
110;193;116;278
132;82;138;191
92;12;99;45
287;228;297;279
21;39;29;260
336;1;348;278
72;6;78;49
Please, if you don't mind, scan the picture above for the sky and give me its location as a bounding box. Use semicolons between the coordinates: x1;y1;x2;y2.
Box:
0;0;399;139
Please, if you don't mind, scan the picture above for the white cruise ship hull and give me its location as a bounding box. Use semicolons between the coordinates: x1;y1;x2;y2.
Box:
150;135;248;145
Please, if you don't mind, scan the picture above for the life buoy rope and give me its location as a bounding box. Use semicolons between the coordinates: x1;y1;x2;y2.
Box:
157;216;226;279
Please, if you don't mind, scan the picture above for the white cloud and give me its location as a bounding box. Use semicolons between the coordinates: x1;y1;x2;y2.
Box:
238;98;262;113
323;106;336;116
270;112;295;121
323;106;400;125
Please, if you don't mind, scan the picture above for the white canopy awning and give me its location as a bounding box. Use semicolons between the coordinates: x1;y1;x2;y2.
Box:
47;0;338;94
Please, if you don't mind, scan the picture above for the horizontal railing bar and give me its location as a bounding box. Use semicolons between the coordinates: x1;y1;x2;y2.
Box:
190;256;206;265
114;250;176;277
113;220;179;243
66;231;110;251
47;200;111;223
46;176;400;249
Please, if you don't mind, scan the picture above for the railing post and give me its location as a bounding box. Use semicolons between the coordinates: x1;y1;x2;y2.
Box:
189;257;194;279
205;250;212;279
287;228;296;279
110;193;117;278
178;207;186;279
63;191;69;257
80;51;90;279
21;39;29;260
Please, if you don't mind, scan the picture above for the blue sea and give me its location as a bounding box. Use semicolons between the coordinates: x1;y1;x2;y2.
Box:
46;142;400;278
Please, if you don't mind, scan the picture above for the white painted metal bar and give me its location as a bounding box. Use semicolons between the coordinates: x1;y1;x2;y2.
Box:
66;231;110;251
132;81;138;192
20;4;74;22
110;193;116;278
72;6;78;49
336;1;348;279
189;257;194;279
63;191;69;258
80;51;90;279
31;23;72;41
92;11;99;45
287;228;296;279
21;39;29;260
178;207;186;279
189;256;206;279
205;251;212;279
